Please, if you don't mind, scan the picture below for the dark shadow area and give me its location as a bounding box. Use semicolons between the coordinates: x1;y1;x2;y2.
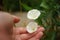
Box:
0;0;3;10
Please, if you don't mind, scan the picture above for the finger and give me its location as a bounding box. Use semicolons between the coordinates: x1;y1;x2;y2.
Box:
15;35;21;40
33;32;43;39
13;27;27;34
29;38;39;40
28;37;39;40
16;34;39;40
38;27;45;32
12;15;20;23
36;39;39;40
17;34;30;40
29;32;43;40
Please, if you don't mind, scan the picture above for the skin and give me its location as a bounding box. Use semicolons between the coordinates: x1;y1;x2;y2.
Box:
0;12;45;40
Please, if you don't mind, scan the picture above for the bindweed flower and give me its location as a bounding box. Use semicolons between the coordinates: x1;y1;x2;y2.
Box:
26;9;40;33
27;9;41;20
26;22;38;33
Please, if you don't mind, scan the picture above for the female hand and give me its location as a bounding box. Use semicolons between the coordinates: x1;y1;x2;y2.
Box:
0;12;45;40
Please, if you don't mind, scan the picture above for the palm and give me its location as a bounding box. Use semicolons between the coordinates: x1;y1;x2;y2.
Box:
14;27;44;40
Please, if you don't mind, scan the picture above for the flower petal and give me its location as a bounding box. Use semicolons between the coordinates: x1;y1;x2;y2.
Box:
27;9;41;20
26;22;38;33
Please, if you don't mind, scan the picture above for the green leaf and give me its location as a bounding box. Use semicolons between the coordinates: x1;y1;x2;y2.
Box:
40;1;49;9
21;3;32;11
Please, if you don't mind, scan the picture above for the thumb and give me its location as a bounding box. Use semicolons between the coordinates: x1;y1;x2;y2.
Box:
12;15;20;23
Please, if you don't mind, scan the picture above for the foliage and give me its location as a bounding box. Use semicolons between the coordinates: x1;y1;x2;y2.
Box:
21;0;60;40
3;0;20;12
36;0;60;40
3;0;60;40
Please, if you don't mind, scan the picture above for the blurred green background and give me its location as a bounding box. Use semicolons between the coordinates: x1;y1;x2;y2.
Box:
0;0;60;40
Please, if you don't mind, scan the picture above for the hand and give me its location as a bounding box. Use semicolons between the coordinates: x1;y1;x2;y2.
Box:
13;27;44;40
12;13;45;40
0;12;20;40
0;12;45;40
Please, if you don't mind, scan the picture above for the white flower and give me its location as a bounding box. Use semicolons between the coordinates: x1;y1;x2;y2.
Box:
27;9;41;20
26;22;38;33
